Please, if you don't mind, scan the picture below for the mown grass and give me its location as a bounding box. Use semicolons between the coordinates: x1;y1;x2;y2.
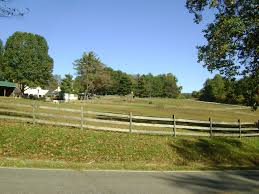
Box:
0;120;258;170
0;96;258;122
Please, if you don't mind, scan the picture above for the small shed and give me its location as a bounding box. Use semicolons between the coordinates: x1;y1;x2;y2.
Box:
0;80;16;97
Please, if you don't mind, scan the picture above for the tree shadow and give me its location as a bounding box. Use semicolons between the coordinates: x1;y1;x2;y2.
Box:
154;170;259;194
170;138;259;167
0;111;32;119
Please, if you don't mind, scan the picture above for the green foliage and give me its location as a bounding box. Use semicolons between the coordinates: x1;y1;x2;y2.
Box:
199;74;259;107
60;74;73;93
93;67;113;95
0;39;3;56
133;73;181;98
186;0;259;109
151;75;164;97
200;74;226;102
74;52;111;95
0;39;3;79
106;70;132;96
192;91;201;98
135;75;148;97
2;32;53;93
234;76;259;107
116;71;133;95
163;73;182;98
74;53;133;96
179;93;192;99
73;51;181;98
73;76;82;94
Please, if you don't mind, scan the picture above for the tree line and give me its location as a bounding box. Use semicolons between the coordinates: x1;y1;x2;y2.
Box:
62;52;182;98
0;32;182;98
1;0;258;109
0;31;257;107
192;74;259;107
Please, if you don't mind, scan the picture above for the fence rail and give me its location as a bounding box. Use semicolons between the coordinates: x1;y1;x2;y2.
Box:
0;102;258;138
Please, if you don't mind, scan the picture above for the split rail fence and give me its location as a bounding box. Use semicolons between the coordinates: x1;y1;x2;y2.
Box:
0;102;258;138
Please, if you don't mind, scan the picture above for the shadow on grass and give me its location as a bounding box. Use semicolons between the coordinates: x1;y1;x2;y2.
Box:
154;170;259;194
0;111;32;119
170;138;259;168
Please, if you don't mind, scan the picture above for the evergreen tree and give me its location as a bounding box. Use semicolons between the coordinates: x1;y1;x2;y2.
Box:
74;51;105;95
60;74;73;93
117;73;133;96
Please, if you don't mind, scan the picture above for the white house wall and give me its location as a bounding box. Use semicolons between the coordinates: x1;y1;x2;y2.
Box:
64;93;78;101
24;87;49;97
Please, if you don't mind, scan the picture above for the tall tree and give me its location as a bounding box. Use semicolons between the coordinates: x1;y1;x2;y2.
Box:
93;68;113;95
74;52;103;96
144;73;154;97
0;0;29;17
60;74;73;93
163;73;181;98
186;0;258;108
151;75;164;97
2;32;53;93
117;73;133;96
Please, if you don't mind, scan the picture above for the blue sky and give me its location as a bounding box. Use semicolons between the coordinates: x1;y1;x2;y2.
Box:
0;0;216;92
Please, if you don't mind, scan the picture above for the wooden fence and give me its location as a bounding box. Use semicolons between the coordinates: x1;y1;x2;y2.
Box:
0;102;258;138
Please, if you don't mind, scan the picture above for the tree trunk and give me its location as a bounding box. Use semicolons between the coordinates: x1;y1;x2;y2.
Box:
19;83;26;96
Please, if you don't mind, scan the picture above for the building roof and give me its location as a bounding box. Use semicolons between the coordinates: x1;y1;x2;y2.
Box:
0;80;16;88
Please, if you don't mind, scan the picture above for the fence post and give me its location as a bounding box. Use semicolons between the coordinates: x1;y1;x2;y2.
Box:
173;115;176;137
238;119;241;138
32;101;36;125
81;105;84;130
129;112;132;133
209;117;212;138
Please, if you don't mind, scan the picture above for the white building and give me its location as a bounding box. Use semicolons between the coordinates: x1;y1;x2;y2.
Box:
63;93;78;102
24;86;49;98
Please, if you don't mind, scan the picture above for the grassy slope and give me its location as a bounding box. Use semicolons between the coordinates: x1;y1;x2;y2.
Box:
0;120;258;170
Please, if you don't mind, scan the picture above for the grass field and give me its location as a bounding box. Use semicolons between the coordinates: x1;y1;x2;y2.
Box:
0;96;258;170
0;96;258;122
0;120;259;170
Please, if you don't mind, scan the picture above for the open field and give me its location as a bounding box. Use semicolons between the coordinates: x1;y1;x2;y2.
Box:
0;96;259;137
0;96;258;122
0;120;259;170
0;96;258;170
